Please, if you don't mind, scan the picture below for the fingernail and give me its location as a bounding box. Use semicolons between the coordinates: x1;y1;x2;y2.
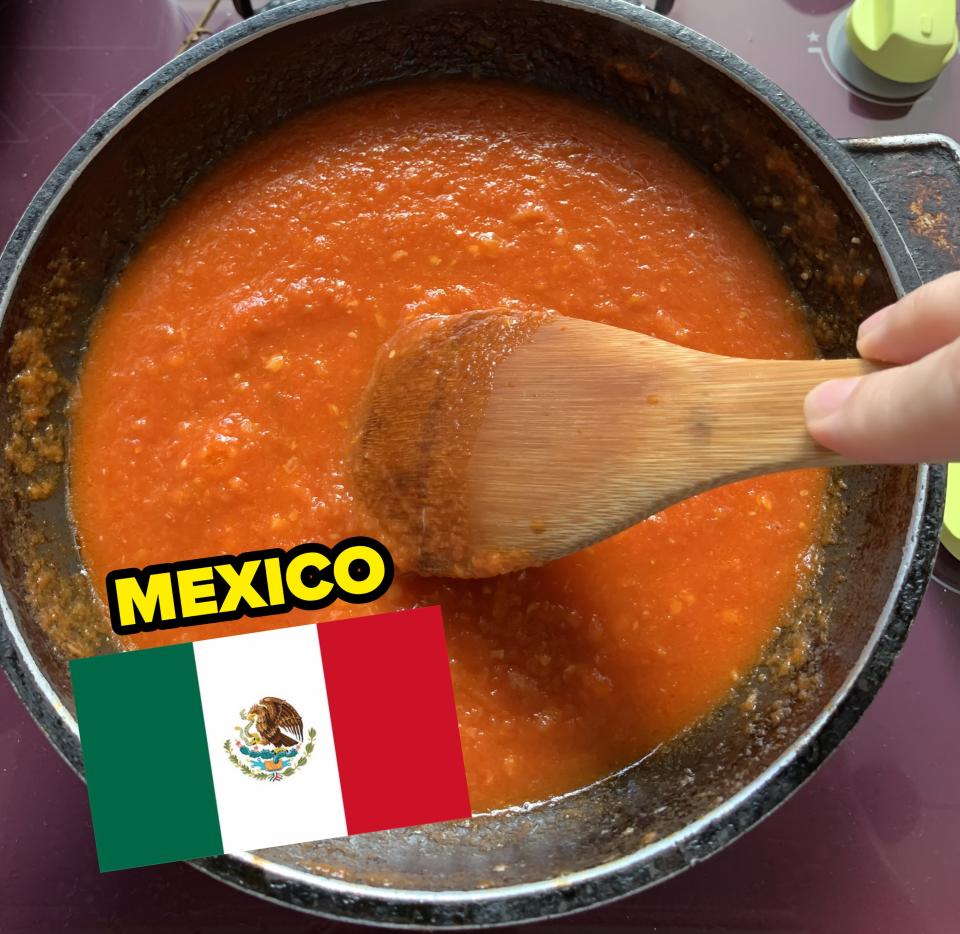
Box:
804;377;860;424
856;306;890;354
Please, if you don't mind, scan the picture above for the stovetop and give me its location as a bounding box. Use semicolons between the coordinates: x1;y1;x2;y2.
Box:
648;0;960;138
1;2;958;932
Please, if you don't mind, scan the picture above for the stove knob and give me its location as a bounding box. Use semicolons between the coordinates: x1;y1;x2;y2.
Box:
944;464;960;561
827;0;958;97
846;0;958;83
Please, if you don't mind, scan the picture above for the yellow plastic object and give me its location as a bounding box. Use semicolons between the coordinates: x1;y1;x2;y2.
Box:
846;0;959;83
944;464;960;560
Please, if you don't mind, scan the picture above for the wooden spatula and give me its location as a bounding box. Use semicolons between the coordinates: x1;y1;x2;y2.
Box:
351;309;880;578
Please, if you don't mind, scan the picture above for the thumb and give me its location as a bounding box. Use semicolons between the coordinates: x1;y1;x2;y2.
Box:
804;338;960;463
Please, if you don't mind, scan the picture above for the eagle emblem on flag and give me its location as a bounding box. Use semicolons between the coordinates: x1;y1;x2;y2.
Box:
224;696;317;782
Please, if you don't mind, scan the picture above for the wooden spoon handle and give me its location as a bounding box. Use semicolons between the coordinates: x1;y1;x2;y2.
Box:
702;355;886;474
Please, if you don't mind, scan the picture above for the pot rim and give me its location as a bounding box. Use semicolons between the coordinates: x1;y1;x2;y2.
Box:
0;0;946;926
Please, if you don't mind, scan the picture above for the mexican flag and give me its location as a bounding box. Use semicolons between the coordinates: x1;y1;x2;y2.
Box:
71;606;471;872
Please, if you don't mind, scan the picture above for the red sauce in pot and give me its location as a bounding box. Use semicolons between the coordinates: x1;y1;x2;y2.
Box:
70;80;826;810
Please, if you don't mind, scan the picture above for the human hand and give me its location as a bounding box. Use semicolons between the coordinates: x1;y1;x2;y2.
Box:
804;270;960;463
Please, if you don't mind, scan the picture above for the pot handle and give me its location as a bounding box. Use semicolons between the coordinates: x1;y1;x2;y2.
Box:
231;0;677;14
840;134;960;284
233;0;298;18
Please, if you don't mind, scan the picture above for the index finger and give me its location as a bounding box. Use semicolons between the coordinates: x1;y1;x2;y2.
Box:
857;270;960;364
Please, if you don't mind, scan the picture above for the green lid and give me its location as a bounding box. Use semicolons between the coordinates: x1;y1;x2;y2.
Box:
846;0;958;84
944;463;960;560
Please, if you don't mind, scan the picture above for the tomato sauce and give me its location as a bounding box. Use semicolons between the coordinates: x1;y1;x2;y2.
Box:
70;80;827;811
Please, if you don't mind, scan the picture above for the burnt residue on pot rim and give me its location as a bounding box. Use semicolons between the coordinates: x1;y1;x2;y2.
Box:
0;0;946;927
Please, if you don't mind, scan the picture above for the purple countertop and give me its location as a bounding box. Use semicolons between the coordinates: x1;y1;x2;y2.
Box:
2;2;959;932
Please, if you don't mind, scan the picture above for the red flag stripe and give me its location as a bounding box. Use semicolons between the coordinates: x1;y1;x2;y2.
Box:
316;606;471;834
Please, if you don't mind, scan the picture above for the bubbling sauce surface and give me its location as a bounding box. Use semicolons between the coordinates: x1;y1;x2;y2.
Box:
70;80;826;810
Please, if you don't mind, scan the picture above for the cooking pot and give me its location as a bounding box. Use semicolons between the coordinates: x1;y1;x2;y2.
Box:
0;0;945;926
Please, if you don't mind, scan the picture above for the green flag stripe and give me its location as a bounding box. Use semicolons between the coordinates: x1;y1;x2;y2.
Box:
71;642;223;870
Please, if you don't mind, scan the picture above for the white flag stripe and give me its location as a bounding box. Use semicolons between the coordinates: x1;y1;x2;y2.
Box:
192;625;347;853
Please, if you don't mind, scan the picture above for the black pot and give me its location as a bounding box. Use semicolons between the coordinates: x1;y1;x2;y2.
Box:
0;0;945;926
